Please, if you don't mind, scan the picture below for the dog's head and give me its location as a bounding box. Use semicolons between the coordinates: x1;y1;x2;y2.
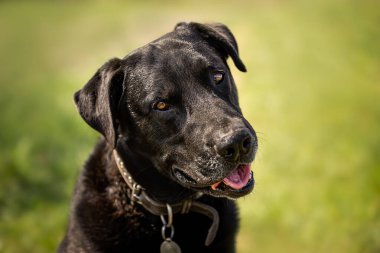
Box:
74;22;257;199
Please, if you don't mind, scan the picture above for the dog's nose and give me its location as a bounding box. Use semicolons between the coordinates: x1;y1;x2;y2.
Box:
216;130;254;161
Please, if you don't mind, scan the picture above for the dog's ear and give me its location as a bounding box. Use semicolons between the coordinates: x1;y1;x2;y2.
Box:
74;58;125;148
179;22;246;72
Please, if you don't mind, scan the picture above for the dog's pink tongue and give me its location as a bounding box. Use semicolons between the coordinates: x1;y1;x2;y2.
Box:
223;165;251;190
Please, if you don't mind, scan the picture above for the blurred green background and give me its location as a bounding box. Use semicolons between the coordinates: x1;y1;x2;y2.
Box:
0;0;379;252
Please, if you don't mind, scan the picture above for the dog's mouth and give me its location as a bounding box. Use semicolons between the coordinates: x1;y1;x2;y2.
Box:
210;164;252;190
173;164;254;198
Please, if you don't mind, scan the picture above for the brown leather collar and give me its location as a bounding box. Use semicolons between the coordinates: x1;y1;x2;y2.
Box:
113;149;219;246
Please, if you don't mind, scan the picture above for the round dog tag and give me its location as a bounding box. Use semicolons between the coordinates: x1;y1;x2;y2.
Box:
160;239;181;253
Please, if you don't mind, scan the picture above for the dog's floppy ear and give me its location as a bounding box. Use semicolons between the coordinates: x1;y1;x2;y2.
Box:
178;22;246;72
74;58;124;147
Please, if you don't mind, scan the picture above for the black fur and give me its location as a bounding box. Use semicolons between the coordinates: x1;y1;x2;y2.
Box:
59;22;257;253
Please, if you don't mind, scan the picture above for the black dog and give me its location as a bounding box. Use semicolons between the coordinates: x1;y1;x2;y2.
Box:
58;22;257;253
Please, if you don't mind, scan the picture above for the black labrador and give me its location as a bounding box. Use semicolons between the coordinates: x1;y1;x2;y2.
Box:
58;22;258;253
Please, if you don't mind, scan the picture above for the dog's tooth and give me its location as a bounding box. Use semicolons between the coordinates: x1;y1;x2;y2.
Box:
211;181;222;190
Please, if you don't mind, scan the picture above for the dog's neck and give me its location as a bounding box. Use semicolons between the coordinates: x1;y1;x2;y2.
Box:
112;139;220;246
114;139;195;203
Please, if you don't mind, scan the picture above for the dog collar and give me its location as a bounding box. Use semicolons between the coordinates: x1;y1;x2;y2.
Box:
113;149;220;246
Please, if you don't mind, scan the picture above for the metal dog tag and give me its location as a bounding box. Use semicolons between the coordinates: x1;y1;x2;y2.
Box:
160;239;181;253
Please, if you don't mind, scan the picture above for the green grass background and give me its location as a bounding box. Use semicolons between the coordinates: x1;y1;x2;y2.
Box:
0;0;379;252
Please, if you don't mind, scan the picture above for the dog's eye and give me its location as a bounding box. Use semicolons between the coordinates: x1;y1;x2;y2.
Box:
153;101;170;111
213;72;224;84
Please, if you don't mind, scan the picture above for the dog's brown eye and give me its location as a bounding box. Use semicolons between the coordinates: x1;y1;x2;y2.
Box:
153;101;170;111
213;72;224;84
